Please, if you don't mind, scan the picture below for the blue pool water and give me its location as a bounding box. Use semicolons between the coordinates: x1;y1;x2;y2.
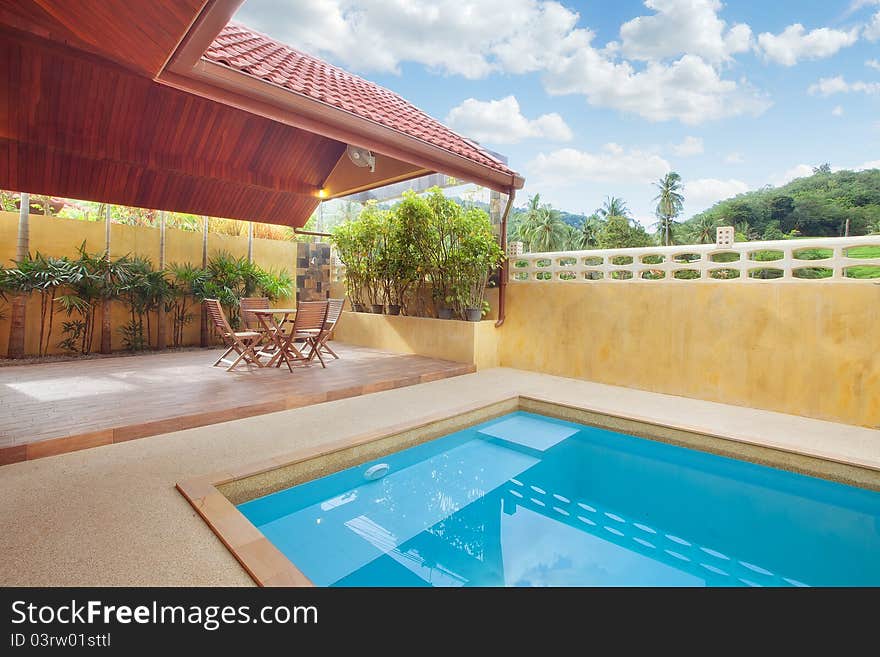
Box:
238;412;880;587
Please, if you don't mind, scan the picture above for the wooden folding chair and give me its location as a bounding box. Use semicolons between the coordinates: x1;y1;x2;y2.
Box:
204;299;264;371
283;301;330;370
240;297;270;332
309;297;345;360
240;296;274;350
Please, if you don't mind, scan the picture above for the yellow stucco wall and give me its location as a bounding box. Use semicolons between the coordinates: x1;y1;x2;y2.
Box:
500;282;880;428
0;212;297;355
333;311;500;369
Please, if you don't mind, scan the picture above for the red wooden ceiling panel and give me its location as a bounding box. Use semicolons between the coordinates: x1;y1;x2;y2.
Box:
0;0;205;76
0;30;345;227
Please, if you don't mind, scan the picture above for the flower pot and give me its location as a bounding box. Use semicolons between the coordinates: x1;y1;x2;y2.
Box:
353;303;366;313
387;304;401;316
371;304;385;314
437;306;453;320
465;308;482;322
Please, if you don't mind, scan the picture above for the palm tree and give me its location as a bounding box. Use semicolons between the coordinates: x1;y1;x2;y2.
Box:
199;215;210;347
576;213;603;249
512;194;541;247
525;208;569;252
560;224;581;251
686;214;720;244
6;192;29;357
598;196;630;220
247;220;254;262
167;262;203;348
70;245;131;355
100;203;113;353
653;173;684;246
517;195;568;252
156;210;167;350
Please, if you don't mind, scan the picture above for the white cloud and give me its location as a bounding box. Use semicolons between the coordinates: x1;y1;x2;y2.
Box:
236;0;770;125
774;164;815;186
757;24;860;66
866;12;880;40
527;144;670;186
847;0;880;14
544;51;771;125
235;0;592;79
685;178;749;211
672;135;704;156
867;59;880;69
832;105;845;116
445;96;572;144
724;152;744;164
860;160;880;169
808;76;880;95
619;0;752;64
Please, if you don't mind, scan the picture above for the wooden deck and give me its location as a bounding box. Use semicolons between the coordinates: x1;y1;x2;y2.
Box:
0;344;474;465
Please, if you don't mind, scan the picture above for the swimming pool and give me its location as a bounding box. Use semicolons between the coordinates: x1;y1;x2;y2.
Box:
237;411;880;587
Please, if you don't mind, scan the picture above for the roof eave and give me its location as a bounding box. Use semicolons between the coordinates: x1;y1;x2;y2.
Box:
160;58;523;194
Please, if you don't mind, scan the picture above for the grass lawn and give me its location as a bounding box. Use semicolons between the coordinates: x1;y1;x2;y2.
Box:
844;245;880;279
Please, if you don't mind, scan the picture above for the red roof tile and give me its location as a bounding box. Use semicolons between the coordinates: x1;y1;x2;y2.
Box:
204;23;517;178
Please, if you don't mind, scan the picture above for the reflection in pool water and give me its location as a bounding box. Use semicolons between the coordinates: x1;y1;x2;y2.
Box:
239;412;880;587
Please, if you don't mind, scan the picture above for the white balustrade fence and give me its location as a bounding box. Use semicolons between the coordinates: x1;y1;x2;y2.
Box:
509;236;880;283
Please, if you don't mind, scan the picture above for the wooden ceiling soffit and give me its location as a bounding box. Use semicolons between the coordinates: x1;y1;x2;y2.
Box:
0;29;343;226
162;59;522;195
320;152;431;200
0;0;207;77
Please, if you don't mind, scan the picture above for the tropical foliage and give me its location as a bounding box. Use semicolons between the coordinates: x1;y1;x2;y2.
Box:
0;190;310;241
683;168;880;240
654;173;684;246
514;194;570;253
3;253;81;356
0;246;292;356
332;188;503;319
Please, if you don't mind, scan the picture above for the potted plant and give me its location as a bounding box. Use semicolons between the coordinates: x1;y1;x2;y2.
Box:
331;208;381;312
456;207;504;322
437;294;454;319
385;212;418;316
407;189;462;319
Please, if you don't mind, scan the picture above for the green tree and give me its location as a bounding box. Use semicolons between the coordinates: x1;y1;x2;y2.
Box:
517;194;569;252
596;215;653;249
685;213;720;244
6;193;30;358
682;168;880;239
769;195;795;225
166;262;203;348
576;213;603;249
4;252;81;356
653;172;684;246
56;244;132;355
761;221;786;241
524;207;569;252
598;196;630;220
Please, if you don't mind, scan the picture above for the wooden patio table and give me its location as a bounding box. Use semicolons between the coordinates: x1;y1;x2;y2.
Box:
249;308;317;370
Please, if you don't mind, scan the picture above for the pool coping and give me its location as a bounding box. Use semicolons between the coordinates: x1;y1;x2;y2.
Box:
176;392;880;587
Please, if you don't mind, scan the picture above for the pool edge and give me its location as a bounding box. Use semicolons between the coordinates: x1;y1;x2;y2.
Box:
177;393;880;587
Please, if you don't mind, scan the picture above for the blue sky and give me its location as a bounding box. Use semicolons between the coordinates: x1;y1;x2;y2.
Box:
235;1;880;226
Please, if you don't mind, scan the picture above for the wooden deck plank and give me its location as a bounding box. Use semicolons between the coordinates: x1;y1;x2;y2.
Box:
0;344;474;462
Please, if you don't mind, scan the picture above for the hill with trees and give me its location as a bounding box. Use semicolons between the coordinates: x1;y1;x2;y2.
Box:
680;167;880;243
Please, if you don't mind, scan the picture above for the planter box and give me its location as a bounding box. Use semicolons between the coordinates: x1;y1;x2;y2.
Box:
332;311;500;369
